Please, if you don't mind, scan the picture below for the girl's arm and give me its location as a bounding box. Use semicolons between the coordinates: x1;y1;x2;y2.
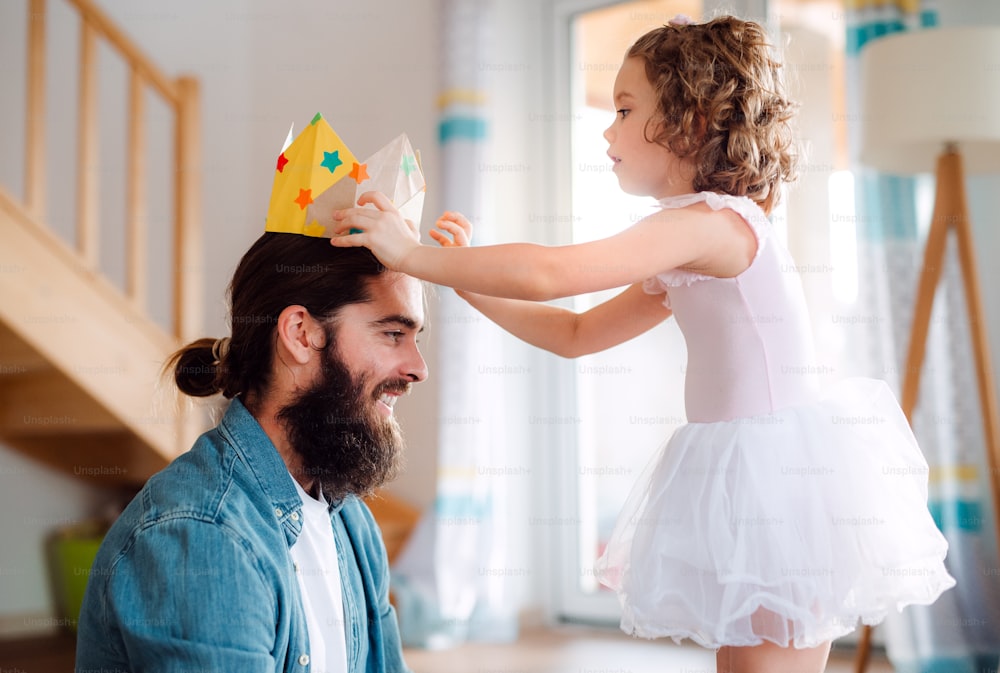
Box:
457;283;671;358
331;192;754;301
429;212;671;358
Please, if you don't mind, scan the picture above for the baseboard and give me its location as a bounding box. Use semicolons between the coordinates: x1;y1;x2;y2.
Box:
0;612;63;640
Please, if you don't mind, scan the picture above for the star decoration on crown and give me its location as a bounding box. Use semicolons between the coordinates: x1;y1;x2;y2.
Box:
321;151;343;174
349;162;370;182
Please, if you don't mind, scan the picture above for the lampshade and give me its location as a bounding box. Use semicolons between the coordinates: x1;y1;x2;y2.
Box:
859;27;1000;175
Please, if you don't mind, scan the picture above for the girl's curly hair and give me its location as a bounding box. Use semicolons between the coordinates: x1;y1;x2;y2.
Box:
627;16;798;213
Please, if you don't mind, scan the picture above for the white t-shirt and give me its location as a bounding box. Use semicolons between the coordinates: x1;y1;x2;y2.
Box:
289;477;348;673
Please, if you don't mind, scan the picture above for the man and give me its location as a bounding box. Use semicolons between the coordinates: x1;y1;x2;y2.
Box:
76;231;426;672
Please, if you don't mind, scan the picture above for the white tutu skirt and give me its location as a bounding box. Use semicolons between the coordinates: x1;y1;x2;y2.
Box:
595;378;955;649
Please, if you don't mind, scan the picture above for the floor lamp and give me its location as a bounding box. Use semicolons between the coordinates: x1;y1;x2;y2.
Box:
853;26;1000;673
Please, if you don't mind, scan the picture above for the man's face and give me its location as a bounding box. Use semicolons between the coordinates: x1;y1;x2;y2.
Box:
277;274;427;501
330;273;428;418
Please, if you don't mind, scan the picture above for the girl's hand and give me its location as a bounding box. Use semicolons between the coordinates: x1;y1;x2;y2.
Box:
429;211;473;248
430;211;476;301
330;191;421;270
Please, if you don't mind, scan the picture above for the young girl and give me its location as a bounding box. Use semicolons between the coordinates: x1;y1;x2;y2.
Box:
331;15;954;673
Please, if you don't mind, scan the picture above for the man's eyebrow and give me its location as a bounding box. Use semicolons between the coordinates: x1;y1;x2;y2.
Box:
370;315;424;332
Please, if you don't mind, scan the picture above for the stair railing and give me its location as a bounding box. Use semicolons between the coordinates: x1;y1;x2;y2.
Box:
22;0;201;342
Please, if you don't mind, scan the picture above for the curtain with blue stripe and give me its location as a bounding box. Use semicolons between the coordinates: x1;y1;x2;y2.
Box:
846;3;1000;671
391;0;518;648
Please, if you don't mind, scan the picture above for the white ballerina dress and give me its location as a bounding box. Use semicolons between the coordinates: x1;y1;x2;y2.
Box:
595;192;956;649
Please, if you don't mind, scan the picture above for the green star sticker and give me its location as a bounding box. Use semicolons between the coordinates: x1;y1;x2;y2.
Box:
401;154;418;176
321;150;343;174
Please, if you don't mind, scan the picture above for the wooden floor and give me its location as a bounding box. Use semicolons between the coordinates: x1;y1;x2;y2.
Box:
0;625;895;672
404;625;895;673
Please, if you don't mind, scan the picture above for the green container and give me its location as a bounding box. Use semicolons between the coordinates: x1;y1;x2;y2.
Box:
48;523;106;631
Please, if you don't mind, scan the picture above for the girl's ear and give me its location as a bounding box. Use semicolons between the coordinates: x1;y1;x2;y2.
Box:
275;305;324;366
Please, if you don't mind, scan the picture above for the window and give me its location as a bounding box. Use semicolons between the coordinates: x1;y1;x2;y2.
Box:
551;0;717;625
546;0;859;626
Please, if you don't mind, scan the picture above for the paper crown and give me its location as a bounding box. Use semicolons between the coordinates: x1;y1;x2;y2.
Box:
264;112;425;237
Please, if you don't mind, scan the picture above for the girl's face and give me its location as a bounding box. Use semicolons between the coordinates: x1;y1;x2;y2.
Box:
604;57;694;199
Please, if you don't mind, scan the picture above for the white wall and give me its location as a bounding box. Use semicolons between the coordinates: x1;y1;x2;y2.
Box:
0;444;124;636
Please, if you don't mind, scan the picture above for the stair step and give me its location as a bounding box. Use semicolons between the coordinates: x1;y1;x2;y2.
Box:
3;431;164;486
0;323;51;375
0;369;122;435
0;186;202;485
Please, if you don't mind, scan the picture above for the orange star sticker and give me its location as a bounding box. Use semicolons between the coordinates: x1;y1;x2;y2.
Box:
294;188;313;210
349;162;370;183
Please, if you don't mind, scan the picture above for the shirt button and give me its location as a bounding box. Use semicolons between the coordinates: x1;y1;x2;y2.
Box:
274;508;283;518
298;653;310;666
290;512;300;521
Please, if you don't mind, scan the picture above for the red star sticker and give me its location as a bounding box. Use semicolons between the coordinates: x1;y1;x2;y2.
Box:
293;188;313;210
349;162;370;183
276;153;289;172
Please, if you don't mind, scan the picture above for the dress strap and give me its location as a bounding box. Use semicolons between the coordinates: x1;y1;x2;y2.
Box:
643;192;771;297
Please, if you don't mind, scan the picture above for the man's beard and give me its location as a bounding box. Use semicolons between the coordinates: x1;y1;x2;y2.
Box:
277;344;408;502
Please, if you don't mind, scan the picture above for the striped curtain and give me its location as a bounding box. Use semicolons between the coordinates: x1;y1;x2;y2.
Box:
390;0;518;647
846;3;1000;671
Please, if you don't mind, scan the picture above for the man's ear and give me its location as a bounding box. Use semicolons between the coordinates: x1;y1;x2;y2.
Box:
275;305;324;366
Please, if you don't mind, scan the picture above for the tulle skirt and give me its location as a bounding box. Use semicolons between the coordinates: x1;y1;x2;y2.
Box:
595;377;955;649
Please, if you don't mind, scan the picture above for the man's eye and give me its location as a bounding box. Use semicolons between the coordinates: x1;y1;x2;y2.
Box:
385;331;404;342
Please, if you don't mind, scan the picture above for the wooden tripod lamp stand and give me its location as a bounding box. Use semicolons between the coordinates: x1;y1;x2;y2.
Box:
854;26;1000;673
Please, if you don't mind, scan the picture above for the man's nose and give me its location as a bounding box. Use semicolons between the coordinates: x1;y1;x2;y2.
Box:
403;344;428;383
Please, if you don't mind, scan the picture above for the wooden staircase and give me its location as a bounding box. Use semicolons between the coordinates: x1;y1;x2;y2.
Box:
0;0;203;486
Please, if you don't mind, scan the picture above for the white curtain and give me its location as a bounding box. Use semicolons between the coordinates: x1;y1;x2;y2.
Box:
390;0;518;648
845;3;1000;671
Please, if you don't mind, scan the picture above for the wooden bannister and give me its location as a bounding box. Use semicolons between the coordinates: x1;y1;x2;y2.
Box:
126;69;147;311
25;0;46;221
25;0;201;340
76;16;99;270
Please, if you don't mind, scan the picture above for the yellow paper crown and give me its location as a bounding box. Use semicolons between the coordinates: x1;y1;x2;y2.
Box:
265;112;426;237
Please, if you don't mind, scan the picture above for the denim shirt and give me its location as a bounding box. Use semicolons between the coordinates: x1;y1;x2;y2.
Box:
76;398;410;673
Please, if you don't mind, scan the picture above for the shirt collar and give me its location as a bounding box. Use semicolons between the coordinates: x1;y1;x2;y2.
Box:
218;398;304;545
